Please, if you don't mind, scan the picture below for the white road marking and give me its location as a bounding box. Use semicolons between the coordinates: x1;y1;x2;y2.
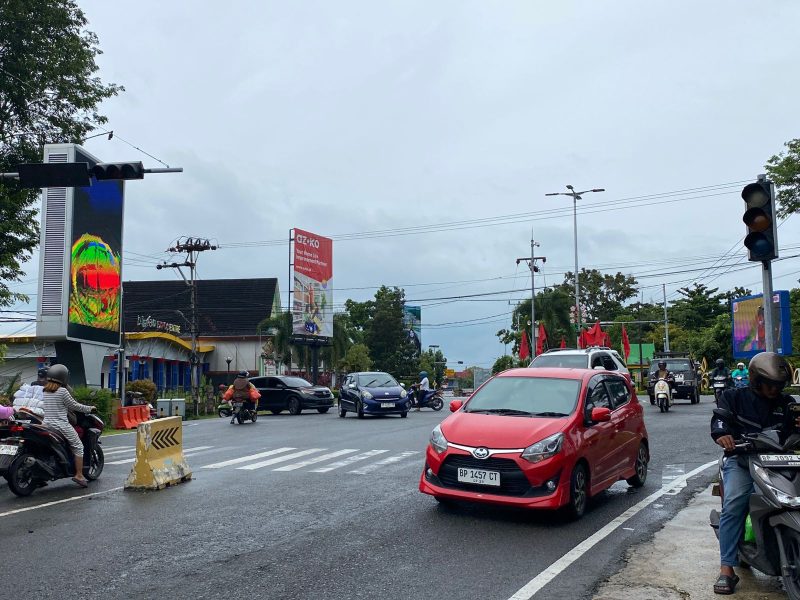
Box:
506;460;716;599
349;451;419;475
309;449;391;473
200;448;296;469
106;445;214;465
273;449;359;472
238;448;326;470
102;447;135;457
662;464;687;496
0;486;124;519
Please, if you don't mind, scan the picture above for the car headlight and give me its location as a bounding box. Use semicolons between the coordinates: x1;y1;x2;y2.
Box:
521;433;564;463
361;390;373;399
754;464;800;507
400;390;407;399
430;424;448;454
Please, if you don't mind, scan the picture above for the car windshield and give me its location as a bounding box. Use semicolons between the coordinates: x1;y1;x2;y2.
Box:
357;373;398;387
282;377;313;387
530;354;587;369
464;376;581;417
650;360;692;373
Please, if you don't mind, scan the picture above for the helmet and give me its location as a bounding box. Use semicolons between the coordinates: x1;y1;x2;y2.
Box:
657;360;667;370
737;362;745;370
237;370;249;378
37;367;48;378
218;384;227;391
716;359;724;368
46;364;70;386
419;371;428;378
748;352;792;390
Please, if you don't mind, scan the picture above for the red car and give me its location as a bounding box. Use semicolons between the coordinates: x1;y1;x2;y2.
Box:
419;367;649;518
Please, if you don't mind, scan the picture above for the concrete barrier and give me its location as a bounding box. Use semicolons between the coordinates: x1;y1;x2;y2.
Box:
125;416;192;491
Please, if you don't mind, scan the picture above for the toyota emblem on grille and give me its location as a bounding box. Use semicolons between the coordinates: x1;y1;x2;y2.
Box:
472;447;490;460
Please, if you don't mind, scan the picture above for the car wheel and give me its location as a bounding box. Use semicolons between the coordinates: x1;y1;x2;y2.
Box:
357;401;365;419
317;407;330;414
400;412;407;418
288;397;302;416
338;406;347;418
626;443;648;488
565;463;588;520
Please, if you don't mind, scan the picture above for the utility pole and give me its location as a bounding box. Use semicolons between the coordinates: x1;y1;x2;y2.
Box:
158;237;217;417
517;237;546;361
662;283;670;352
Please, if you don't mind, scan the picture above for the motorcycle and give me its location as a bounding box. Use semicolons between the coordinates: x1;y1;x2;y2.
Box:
230;401;258;424
712;375;730;405
710;406;800;599
734;375;750;389
653;378;672;413
217;399;233;418
0;410;105;497
410;386;444;411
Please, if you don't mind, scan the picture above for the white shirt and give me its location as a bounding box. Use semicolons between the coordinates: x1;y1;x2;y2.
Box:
420;377;430;391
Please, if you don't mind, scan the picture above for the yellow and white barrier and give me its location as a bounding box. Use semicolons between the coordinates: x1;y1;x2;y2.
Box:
125;416;192;491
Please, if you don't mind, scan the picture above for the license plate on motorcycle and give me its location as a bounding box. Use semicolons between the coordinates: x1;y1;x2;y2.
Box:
233;403;243;408
675;374;684;382
0;444;19;456
457;467;500;487
381;402;395;408
759;454;800;467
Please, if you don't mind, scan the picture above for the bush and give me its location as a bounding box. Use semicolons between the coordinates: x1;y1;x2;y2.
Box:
127;379;157;403
71;387;115;427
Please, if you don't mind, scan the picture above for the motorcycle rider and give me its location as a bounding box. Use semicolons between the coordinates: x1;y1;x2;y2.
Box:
223;371;261;423
710;358;730;381
710;352;797;595
413;371;430;411
41;364;96;488
731;362;749;380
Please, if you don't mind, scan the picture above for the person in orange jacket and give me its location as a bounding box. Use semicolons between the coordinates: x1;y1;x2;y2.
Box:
223;370;261;424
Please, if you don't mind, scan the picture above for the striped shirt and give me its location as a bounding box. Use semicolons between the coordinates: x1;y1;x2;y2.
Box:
42;387;93;424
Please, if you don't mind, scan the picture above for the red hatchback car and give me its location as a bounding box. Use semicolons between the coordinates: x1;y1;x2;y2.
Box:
419;368;649;518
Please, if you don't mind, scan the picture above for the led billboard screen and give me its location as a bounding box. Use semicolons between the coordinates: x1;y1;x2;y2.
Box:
731;291;792;359
403;305;422;355
292;228;333;338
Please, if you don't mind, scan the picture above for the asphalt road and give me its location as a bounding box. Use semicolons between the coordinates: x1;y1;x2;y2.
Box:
0;396;721;600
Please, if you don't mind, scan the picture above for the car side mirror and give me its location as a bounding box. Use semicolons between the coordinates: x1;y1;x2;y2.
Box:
449;400;463;412
590;407;611;422
400;383;406;388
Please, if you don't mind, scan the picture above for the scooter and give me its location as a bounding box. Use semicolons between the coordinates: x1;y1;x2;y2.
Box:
217;399;233;418
230;401;258;424
410;386;444;411
710;406;800;599
734;375;750;389
0;411;105;497
712;375;730;405
653;377;672;413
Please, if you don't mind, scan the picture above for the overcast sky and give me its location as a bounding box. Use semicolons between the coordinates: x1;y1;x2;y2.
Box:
5;0;800;368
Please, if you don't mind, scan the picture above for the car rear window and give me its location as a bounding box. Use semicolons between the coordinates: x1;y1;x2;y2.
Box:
650;360;693;373
530;354;587;369
464;376;582;416
283;377;312;387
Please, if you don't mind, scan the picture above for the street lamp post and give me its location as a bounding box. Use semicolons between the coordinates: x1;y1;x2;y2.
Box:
225;356;232;384
545;185;605;345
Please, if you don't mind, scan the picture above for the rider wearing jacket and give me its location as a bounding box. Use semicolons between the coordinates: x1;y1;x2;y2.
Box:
710;358;730;381
731;362;749;380
223;371;261;423
710;352;797;595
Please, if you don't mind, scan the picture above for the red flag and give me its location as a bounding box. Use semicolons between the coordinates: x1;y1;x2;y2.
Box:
560;336;567;349
519;330;530;361
621;325;631;360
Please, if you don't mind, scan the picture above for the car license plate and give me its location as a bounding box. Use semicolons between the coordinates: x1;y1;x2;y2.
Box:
381;402;395;408
759;454;800;467
457;467;500;487
0;444;19;456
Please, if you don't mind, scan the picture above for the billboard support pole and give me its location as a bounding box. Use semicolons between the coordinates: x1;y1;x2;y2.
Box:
762;260;775;353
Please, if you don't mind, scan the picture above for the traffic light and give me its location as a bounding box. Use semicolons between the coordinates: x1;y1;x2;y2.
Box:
742;179;778;262
91;162;145;180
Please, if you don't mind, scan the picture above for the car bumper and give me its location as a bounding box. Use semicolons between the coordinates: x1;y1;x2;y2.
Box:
301;397;334;409
418;445;569;509
363;399;412;414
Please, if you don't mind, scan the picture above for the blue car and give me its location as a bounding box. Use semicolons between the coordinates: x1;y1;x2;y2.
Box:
339;372;411;419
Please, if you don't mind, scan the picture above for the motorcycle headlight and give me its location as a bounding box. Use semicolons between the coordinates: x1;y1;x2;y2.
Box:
430;424;448;454
400;390;407;399
754;464;800;507
361;390;373;400
521;433;564;463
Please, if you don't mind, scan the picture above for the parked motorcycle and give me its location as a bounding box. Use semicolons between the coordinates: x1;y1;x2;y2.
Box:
712;375;730;405
653;378;672;413
230;401;258;424
710;406;800;599
409;386;444;411
0;411;105;497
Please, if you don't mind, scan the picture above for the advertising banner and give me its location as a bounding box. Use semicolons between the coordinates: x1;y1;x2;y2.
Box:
403;305;422;355
292;228;333;338
67;148;123;345
732;291;792;359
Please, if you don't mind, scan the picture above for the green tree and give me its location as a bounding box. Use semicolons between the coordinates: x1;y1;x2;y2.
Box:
258;311;294;374
342;343;372;372
492;355;515;374
362;286;410;374
560;269;638;322
0;0;122;307
765;138;800;218
670;284;727;330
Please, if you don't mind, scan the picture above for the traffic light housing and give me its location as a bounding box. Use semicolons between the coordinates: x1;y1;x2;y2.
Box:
742;179;778;262
91;162;145;180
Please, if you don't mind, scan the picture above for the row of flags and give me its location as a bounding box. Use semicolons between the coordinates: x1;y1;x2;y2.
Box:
518;322;632;361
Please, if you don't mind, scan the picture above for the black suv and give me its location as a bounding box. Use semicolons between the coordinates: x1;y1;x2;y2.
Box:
248;376;334;415
647;356;700;404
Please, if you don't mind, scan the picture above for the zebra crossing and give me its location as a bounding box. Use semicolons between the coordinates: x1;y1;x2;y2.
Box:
102;444;421;476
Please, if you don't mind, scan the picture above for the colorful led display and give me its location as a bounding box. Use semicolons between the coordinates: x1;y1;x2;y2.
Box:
731;291;792;359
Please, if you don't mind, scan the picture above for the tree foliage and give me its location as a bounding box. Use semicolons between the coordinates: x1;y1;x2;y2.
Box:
491;355;515;375
342;343;372;372
0;0;122;307
560;269;638;322
765;138;800;219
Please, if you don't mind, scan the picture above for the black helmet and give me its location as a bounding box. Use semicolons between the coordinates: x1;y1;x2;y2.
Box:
715;358;724;368
46;364;70;386
237;370;249;378
749;352;792;390
657;360;667;370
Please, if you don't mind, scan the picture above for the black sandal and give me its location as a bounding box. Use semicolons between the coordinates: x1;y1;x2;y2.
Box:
713;574;740;595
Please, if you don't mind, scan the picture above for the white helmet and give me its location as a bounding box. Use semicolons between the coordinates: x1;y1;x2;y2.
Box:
737;362;745;369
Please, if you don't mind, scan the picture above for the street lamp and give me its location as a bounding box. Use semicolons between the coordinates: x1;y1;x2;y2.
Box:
225;356;232;384
545;184;605;344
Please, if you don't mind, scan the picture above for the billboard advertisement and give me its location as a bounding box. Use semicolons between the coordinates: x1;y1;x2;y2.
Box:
732;291;792;359
292;228;333;338
67;148;124;345
403;305;422;355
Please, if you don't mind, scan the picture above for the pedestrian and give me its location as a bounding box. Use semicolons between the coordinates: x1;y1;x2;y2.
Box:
710;352;796;595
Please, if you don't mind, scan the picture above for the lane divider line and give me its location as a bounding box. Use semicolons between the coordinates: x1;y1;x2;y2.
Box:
506;460;717;600
0;486;124;519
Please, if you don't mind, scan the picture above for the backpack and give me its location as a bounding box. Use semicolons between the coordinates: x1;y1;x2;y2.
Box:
232;378;251;402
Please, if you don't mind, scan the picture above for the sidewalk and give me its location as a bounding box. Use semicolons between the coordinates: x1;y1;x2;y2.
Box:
594;485;785;600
